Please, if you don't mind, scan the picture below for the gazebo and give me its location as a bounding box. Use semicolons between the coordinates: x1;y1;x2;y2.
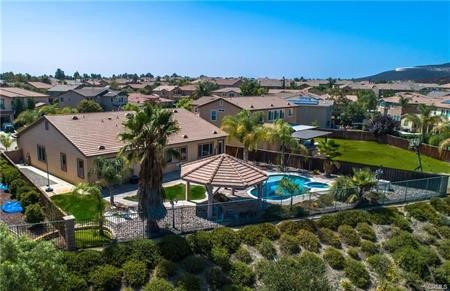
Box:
181;154;268;219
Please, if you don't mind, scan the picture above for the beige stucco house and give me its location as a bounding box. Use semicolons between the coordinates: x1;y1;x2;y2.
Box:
58;87;127;111
153;85;183;100
0;87;50;123
17;109;227;184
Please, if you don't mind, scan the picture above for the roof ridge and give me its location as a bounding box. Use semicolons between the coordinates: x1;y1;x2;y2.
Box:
207;154;224;184
226;155;245;185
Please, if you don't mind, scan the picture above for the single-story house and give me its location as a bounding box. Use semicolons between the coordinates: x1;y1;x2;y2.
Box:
17;109;228;184
58;87;127;111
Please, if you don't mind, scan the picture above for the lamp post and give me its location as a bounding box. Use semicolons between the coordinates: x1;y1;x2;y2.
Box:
45;157;53;192
409;138;423;172
170;198;178;229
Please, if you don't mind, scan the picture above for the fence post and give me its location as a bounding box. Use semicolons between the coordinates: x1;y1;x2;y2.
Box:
63;215;76;251
403;182;408;203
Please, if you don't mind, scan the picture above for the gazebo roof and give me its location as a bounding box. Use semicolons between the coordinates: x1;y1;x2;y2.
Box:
181;154;268;188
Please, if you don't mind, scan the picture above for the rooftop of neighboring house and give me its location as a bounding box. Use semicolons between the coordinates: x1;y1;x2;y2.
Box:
427;91;450;98
127;93;174;105
27;81;53;90
193;95;298;110
212;78;241;87
179;84;198;92
48;84;82;92
19;108;227;157
257;78;286;88
125;82;154;89
153;85;180;92
0;87;49;98
439;83;450;89
67;87;121;98
212;87;242;93
382;92;450;109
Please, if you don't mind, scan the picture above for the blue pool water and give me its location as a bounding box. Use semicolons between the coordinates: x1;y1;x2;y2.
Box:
249;174;312;200
305;182;330;189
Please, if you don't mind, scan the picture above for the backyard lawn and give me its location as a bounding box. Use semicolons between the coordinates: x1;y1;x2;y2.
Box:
51;193;105;221
124;183;206;202
323;138;450;174
75;229;112;248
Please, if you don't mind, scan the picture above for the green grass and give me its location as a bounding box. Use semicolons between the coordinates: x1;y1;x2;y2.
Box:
75;229;111;248
322;138;450;174
51;193;103;221
124;183;206;202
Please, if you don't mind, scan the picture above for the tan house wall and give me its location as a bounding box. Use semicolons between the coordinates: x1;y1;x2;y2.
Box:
296;106;332;128
59;92;85;108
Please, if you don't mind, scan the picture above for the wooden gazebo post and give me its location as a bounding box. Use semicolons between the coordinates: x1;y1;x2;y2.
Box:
185;181;190;201
206;184;213;219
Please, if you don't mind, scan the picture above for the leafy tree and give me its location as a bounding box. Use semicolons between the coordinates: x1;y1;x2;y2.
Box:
288;81;299;89
221;110;266;161
192;81;218;98
340;101;366;126
265;119;308;170
55;68;65;80
0;134;13;151
119;104;180;233
404;104;443;141
357;90;378;111
176;97;193;111
110;80;120;90
367;114;399;136
89;157;125;205
11;98;25;117
330;168;377;203
71;183;106;231
399;95;410;111
26;98;36;110
240;79;267;96
276;177;301;210
0;224;69;290
78;99;103;113
73;71;81;80
317;139;341;176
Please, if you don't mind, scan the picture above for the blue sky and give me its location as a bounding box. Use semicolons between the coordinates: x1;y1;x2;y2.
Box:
1;1;449;78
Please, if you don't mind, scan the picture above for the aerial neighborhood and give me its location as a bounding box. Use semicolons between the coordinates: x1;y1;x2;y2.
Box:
1;2;450;291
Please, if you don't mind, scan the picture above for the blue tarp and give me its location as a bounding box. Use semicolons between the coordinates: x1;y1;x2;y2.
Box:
2;201;23;213
0;183;9;191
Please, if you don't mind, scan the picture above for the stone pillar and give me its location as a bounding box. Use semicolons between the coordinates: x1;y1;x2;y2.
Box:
63;215;76;251
207;184;213;219
185;181;190;201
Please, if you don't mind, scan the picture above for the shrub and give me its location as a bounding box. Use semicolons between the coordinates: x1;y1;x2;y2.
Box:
88;264;122;291
66;273;88;291
344;259;370;289
338;225;360;246
64;250;104;277
229;261;255;287
257;239;276;260
103;242;132;267
130;239;161;268
430;197;450;215
323;247;345;270
258;222;280;240
405;202;443;225
356;222;376;242
181;255;206;274
335;210;371;228
176;273;201;291
25;203;44;223
123;259;148;288
420;245;441;267
279;234;300;255
235;246;252;263
9;178;26;195
347;248;360;260
438;239;450;260
186;231;211;254
19;191;40;208
297;229;320;252
16;185;35;200
393;246;427;277
153;259;176;278
158;235;191;262
143;278;175;291
317;214;339;230
367;254;393;278
383;230;419;253
210;247;230;270
369;207;411;231
223;285;252;291
423;224;440;238
360;240;379;255
318;228;341;248
206;266;229;290
210;227;240;253
2;167;21;184
434;261;450;285
277;220;301;235
438;225;450;239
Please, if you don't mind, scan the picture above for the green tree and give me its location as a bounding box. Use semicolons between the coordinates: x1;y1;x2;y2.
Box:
176;97;193;111
78;99;103;113
11;98;25;117
0;224;69;291
193;81;218;98
357;90;378;111
221;110;266;161
404;104;443;141
330;168;377;203
399;95;411;112
119;104;180;233
266;119;308;170
55;68;65;80
317;139;341;176
89;157;125;205
73;71;81;79
0;134;13;151
240;79;266;96
276;177;301;210
26;98;36;110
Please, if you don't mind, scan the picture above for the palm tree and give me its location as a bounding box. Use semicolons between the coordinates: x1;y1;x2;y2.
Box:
439;138;450;155
432;121;450;155
330;168;376;203
276;177;301;210
221;110;266;162
193;81;218;99
0;134;13;151
403;104;442;141
265;119;308;171
72;183;105;234
119;104;180;233
317;139;341;177
89;156;125;206
351;168;377;199
398;95;410;113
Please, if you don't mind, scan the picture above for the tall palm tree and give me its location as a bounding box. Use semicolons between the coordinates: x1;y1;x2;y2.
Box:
317;139;341;177
439;138;450;155
89;156;125;205
265;119;308;170
398;95;410;113
434;120;450;155
119;104;179;233
0;134;13;151
276;177;301;210
221;110;266;162
403;104;442;141
72;183;105;233
193;81;218;99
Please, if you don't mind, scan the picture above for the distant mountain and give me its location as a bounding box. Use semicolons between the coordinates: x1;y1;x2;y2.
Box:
357;63;450;83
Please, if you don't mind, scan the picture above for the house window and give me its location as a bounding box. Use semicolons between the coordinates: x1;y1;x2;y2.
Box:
218;109;225;112
165;147;188;163
77;159;85;179
198;143;213;158
60;97;64;102
210;110;217;121
0;99;4;109
37;145;46;162
288;108;293;116
45;121;49;130
60;153;67;172
179;147;187;161
268;111;273;121
280;109;285;119
217;140;224;154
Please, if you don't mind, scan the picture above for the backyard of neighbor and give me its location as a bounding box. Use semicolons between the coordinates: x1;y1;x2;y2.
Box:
322;138;450;174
